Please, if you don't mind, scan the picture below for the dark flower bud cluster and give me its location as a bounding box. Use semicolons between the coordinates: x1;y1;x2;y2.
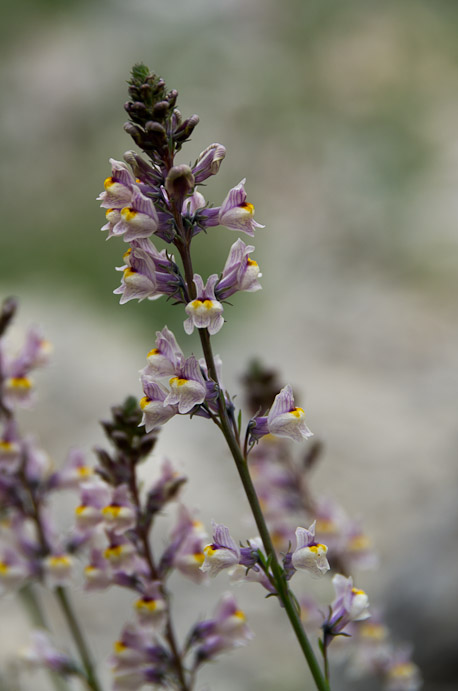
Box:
124;63;198;162
95;396;158;486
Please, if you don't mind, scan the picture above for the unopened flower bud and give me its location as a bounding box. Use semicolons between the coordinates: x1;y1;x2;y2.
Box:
165;165;195;204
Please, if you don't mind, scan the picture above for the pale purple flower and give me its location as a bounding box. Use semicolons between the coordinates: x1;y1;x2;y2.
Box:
141;326;184;380
51;448;94;489
102;485;137;534
134;581;167;628
383;647;422;691
43;553;75;586
7;327;52;376
192;592;253;664
217;179;264;236
75;476;111;530
167;507;207;583
111;186;159;242
84;549;112;590
0;548;31;592
192;143;226;183
216;238;262;300
324;574;370;639
201;522;240;577
140;380;178;431
114;239;181;305
267;385;313;442
2;374;34;408
164;356;207;413
0;419;22;473
184;274;224;335
110;624;169;690
98;159;135;210
291;521;330;578
103;532;137;569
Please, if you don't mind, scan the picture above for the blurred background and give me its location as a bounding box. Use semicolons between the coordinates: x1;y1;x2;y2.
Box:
1;0;458;688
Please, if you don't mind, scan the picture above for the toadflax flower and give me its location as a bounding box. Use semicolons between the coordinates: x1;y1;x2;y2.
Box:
191;592;253;665
141;326;184;380
108;186;159;243
290;521;330;578
163;355;207;414
192;143;226;184
205;179;264;236
267;385;313;441
98;159;135;212
184;274;224;335
216;238;262;300
114;239;182;305
201;522;240;577
250;385;313;443
323;574;370;641
140;381;178;432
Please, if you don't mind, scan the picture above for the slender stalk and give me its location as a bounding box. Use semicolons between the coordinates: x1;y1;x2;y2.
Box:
199;330;330;691
54;586;102;691
174;234;329;691
19;584;69;691
24;476;102;691
128;460;190;691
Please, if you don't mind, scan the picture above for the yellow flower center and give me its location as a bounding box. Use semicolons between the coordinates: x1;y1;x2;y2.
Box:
121;207;137;221
289;407;304;418
348;534;371;552
308;543;327;554
240;202;255;214
140;396;151;410
77;465;92;478
170;376;188;387
247;257;258;266
104;545;123;559
193;552;205;566
359;622;387;641
315;519;337;534
48;555;71;568
190;299;214;310
135;598;158;612
389;663;417;680
102;505;122;518
8;377;32;390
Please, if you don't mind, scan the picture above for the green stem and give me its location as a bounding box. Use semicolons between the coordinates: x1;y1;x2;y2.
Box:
18;584;69;691
173;183;329;691
199;330;330;691
54;586;102;691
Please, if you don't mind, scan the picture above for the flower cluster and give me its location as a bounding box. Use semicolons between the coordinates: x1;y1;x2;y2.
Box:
98;66;263;339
